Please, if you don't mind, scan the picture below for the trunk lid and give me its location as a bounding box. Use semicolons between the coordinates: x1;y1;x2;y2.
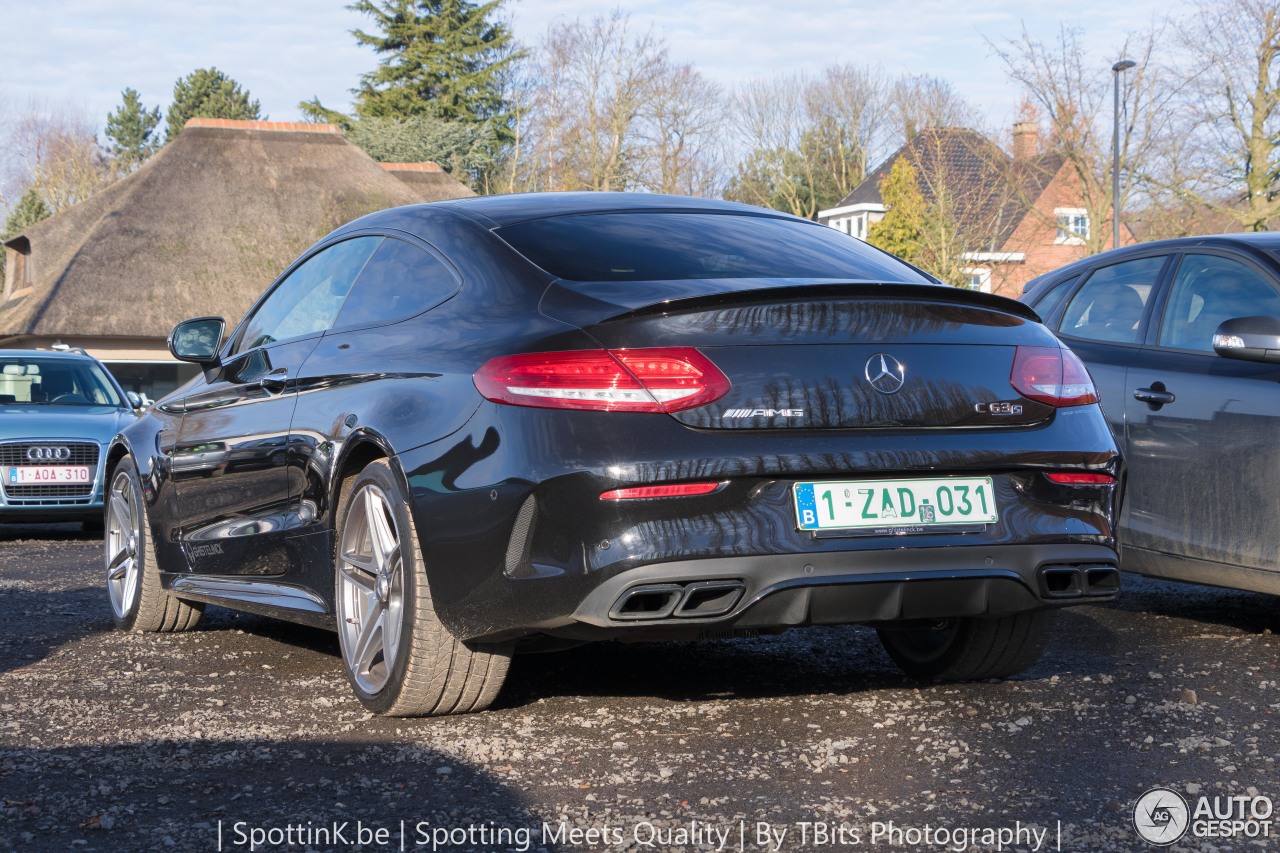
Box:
541;281;1062;429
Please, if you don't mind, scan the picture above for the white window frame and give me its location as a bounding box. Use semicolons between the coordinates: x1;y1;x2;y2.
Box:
1054;208;1089;245
962;267;993;293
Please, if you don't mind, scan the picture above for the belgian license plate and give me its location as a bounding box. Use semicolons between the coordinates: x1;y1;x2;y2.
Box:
794;477;997;531
7;466;91;485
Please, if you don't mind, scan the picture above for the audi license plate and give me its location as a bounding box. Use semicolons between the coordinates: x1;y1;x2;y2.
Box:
794;477;997;531
7;466;91;485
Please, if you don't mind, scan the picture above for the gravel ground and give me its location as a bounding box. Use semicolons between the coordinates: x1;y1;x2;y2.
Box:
1;522;1278;852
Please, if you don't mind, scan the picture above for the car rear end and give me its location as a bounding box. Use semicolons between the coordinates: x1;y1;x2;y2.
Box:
402;206;1121;678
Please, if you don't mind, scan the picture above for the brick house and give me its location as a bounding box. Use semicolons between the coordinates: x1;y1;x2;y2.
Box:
0;119;473;399
818;122;1133;298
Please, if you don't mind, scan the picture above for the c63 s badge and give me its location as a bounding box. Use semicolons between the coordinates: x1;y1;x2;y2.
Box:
723;408;805;418
975;401;1024;416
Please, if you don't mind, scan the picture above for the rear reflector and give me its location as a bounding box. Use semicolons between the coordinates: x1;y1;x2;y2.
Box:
474;348;731;412
1045;472;1116;485
1011;346;1098;407
600;482;722;500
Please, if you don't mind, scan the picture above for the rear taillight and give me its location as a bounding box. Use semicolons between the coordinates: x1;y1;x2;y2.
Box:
473;347;731;413
1045;472;1115;485
1010;346;1098;407
600;482;722;500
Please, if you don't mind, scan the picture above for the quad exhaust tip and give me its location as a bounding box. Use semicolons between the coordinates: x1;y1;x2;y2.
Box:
609;580;746;621
1038;564;1120;599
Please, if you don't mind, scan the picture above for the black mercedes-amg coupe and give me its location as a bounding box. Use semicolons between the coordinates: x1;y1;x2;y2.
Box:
104;193;1121;716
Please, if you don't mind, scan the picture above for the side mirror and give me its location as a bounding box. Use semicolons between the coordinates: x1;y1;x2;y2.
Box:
168;317;225;364
1213;315;1280;364
126;391;144;410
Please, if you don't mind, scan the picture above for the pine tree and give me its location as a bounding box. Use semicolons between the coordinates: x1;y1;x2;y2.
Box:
1;187;53;279
350;0;519;123
165;68;262;141
5;188;52;237
867;157;929;263
105;88;162;173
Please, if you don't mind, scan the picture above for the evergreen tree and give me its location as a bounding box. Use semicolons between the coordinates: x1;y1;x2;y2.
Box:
343;115;495;174
867;157;929;263
105;88;162;173
165;68;262;141
5;188;52;236
349;0;519;123
1;188;53;279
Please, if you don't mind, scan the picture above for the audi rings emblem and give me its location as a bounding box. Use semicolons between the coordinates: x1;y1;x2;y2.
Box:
864;353;906;395
27;446;72;461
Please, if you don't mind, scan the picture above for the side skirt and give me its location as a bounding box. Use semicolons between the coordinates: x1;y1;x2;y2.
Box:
163;574;336;630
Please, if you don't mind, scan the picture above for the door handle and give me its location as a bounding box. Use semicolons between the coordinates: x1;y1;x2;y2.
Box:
1133;385;1175;406
258;368;289;394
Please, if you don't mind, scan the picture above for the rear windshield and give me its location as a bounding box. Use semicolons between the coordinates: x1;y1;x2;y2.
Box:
0;357;124;407
496;212;929;283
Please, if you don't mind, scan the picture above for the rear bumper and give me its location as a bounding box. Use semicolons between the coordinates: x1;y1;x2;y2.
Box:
398;401;1122;643
490;543;1118;643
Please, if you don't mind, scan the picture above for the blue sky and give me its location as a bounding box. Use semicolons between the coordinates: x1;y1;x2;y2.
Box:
2;0;1187;137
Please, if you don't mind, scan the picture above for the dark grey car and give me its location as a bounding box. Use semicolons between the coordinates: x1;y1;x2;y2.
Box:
1021;235;1280;595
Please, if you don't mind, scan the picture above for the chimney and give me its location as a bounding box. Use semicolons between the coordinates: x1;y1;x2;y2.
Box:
1012;121;1039;159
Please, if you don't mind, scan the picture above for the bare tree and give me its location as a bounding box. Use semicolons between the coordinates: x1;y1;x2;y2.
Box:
807;64;893;196
522;11;666;192
727;76;812;215
991;25;1172;254
890;74;978;145
1;100;110;215
643;62;726;196
726;67;891;219
511;11;727;197
1164;0;1280;230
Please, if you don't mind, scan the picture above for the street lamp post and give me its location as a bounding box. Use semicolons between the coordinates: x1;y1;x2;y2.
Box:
1112;59;1136;250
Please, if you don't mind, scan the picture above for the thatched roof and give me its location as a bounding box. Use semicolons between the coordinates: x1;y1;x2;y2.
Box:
0;119;473;338
381;162;476;201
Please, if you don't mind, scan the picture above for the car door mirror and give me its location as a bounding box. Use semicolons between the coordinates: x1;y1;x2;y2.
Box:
125;391;145;411
1213;315;1280;363
168;317;225;364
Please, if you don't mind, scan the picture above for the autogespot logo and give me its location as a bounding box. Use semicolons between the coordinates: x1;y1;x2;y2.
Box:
1134;787;1190;846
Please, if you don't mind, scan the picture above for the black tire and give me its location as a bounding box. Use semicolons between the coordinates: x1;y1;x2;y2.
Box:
334;459;511;716
105;456;204;632
877;611;1049;681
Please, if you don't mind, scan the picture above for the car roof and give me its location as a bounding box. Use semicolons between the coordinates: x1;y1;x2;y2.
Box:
1024;233;1280;296
431;191;807;228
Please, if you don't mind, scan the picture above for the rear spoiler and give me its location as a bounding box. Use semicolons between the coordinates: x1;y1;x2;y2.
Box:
539;279;1042;328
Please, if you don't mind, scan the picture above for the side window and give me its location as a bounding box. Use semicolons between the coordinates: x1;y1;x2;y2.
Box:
1058;256;1166;344
1159;254;1280;351
333;238;459;330
1027;274;1079;325
234;237;382;354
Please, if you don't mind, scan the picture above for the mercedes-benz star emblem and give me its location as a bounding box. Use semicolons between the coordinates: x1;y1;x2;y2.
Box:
864;353;906;395
27;446;72;461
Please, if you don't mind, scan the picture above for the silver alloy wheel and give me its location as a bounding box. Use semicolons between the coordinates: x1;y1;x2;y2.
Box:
337;484;405;695
105;470;141;618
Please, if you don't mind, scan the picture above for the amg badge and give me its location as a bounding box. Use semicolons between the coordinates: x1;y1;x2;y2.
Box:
722;408;805;418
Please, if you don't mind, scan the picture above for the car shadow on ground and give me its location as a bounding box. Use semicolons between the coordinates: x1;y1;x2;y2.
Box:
0;587;108;676
1113;573;1280;635
224;606;1136;712
0;521;99;543
0;738;549;853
